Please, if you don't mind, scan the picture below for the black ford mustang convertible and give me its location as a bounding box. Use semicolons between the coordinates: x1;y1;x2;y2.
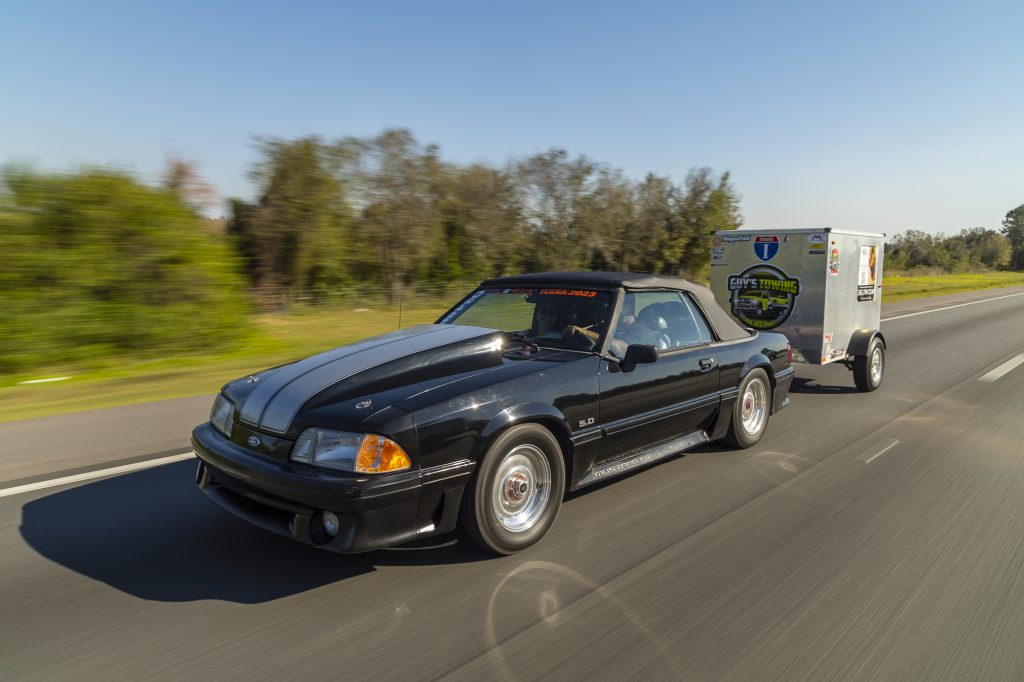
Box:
192;272;793;554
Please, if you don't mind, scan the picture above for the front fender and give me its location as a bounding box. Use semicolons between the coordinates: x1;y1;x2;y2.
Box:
480;401;570;441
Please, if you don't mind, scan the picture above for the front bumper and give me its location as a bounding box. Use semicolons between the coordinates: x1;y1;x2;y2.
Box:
191;422;474;553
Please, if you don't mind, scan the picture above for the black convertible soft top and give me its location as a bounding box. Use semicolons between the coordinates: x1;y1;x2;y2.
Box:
480;271;751;342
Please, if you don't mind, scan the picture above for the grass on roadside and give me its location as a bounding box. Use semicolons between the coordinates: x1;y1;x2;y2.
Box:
881;271;1024;302
3;271;1023;423
0;304;449;423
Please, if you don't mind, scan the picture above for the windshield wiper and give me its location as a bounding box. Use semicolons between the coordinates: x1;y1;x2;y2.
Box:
501;332;540;357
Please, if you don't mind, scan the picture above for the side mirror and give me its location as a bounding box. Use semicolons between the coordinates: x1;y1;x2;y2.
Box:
620;344;659;373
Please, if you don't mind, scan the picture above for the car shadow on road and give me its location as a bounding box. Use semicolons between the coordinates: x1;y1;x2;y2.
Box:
790;376;859;394
18;460;489;604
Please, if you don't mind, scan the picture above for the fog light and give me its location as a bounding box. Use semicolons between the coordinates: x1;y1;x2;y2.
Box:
322;511;340;537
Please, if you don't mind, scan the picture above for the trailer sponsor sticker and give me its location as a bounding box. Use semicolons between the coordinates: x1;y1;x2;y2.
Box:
720;233;752;243
726;265;801;330
753;235;780;261
829;247;840;276
857;245;878;301
858;246;878;285
824;332;834;343
807;232;827;254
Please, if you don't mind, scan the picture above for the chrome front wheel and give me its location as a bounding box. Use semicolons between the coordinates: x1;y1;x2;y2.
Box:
492;445;552;533
461;424;566;555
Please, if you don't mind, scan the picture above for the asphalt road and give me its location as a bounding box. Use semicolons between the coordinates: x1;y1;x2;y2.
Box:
3;287;1024;680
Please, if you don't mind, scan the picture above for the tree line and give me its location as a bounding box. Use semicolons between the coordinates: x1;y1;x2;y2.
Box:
885;214;1024;272
0;129;741;374
227;129;743;308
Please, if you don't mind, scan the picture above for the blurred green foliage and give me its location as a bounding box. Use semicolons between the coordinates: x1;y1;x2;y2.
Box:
0;168;250;375
230;130;744;306
885;228;1012;272
0;132;745;377
1003;204;1024;270
8;127;1016;382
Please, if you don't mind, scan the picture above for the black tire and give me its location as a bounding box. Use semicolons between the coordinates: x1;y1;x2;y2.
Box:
460;424;566;555
723;368;772;449
854;338;884;392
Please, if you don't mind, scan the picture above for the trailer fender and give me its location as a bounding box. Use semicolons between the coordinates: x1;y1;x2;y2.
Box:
847;329;886;358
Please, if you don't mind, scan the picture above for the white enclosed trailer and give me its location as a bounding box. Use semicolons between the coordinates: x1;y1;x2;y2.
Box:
709;228;887;391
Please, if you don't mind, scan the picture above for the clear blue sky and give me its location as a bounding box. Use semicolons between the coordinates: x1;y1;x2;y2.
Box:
3;0;1022;233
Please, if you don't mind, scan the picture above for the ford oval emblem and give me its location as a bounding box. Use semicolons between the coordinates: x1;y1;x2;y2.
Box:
247;436;260;448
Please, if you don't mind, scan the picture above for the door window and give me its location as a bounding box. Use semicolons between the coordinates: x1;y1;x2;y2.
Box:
609;291;710;356
682;294;714;344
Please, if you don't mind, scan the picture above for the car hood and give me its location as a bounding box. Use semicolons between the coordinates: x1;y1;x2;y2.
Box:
223;324;512;435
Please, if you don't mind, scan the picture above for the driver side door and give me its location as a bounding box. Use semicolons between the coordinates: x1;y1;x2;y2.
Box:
597;291;721;463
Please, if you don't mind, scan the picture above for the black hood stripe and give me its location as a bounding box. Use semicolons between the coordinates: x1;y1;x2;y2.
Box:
241;324;497;434
237;326;429;428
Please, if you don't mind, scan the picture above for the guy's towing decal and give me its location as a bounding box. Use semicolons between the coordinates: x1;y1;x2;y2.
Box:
727;264;801;330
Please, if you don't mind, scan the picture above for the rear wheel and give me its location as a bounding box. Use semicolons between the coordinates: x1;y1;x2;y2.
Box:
854;338;884;392
723;368;771;449
461;424;565;555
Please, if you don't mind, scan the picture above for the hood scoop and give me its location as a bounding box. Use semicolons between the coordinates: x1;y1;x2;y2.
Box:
237;324;500;434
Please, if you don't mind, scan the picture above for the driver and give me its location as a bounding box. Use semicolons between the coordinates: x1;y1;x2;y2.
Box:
562;298;615;350
527;303;564;340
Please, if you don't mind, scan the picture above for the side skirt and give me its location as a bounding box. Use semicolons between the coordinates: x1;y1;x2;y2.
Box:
574;430;709;489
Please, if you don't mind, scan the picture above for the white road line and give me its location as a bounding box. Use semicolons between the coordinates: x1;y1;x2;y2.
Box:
17;376;72;385
979;354;1024;384
0;452;195;499
881;290;1024;322
860;439;900;464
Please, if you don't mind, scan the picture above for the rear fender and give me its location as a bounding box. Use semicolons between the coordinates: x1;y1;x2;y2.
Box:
710;354;775;441
741;354;776;387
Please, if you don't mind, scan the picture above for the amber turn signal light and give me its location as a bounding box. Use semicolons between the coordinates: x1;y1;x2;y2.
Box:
355;435;412;474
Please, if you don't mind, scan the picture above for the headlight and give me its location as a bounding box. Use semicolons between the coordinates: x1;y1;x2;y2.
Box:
291;428;412;474
210;394;234;437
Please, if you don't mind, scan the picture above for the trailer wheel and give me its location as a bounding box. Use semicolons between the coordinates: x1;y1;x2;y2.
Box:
854;338;884;392
724;368;771;448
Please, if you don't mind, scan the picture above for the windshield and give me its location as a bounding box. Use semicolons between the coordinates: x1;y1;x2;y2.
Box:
439;287;614;351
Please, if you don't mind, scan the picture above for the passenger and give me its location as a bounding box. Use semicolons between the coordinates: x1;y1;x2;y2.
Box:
607;294;641;356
